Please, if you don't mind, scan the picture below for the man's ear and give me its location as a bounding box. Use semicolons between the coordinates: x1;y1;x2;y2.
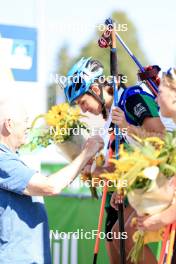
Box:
91;84;101;96
3;119;13;134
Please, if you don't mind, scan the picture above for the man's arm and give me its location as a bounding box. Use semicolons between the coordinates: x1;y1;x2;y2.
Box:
23;136;104;196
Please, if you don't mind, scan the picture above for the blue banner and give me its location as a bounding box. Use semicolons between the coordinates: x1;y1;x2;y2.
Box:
0;24;37;82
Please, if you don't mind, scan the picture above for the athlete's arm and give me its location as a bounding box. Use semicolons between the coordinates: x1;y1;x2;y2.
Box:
112;92;165;135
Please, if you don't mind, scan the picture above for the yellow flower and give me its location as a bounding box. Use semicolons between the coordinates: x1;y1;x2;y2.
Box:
96;154;105;167
119;144;130;158
145;137;164;149
44;103;83;129
31;102;88;143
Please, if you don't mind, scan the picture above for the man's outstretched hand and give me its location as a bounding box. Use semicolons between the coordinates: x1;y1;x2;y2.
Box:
83;136;104;159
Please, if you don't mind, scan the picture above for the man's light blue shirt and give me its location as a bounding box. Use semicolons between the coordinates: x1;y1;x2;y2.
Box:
0;144;51;264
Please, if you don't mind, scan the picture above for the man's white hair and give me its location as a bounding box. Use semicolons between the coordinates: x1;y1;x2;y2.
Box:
0;94;27;128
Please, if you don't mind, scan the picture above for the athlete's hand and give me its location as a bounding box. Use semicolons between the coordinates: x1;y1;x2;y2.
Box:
112;107;129;129
92;163;115;178
137;214;164;231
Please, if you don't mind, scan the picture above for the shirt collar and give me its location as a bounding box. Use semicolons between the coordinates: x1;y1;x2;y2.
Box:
0;143;19;155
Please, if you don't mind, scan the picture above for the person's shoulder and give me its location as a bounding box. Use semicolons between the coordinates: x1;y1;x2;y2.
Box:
0;151;11;159
126;85;142;91
0;150;18;159
123;85;143;99
125;84;156;103
0;151;20;168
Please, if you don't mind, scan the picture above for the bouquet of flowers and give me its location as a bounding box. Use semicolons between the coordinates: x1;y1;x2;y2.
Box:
25;103;89;161
101;132;176;263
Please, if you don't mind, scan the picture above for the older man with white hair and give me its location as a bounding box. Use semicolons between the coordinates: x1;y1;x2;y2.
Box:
0;96;104;264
